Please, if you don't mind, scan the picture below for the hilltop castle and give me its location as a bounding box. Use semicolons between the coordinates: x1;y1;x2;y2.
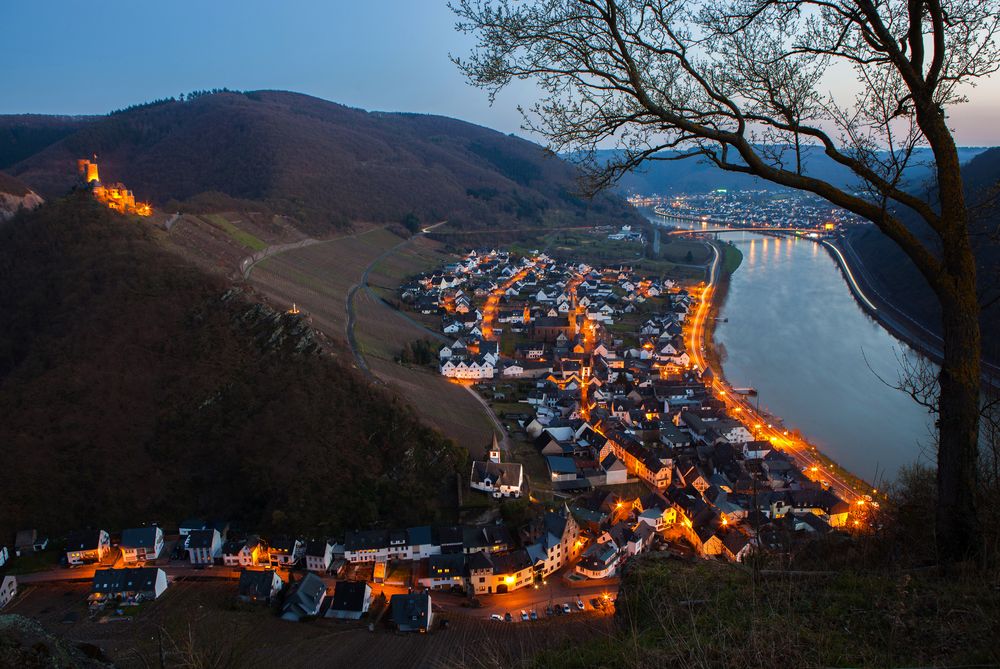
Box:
77;158;152;217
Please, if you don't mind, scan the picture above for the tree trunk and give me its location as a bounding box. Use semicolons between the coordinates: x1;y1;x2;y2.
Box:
935;248;982;564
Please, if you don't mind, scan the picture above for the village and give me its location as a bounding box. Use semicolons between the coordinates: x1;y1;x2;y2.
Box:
0;236;869;638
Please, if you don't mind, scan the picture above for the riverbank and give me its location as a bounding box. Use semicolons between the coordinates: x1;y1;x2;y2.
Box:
699;239;878;494
822;235;1000;392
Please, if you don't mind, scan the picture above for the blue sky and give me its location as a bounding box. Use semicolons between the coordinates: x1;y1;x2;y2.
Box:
2;0;998;145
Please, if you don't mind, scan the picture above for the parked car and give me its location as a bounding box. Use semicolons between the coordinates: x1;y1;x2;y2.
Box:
590;597;603;609
490;614;504;622
504;612;513;623
520;610;529;622
529;609;538;621
545;605;554;617
553;605;563;616
562;603;572;614
576;599;585;610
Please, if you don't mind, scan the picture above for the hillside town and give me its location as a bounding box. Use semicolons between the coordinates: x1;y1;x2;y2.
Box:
0;244;864;634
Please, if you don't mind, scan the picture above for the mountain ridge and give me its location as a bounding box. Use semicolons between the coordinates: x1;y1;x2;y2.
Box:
3;90;640;233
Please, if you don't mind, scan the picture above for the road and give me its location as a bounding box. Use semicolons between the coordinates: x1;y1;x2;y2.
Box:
686;241;869;507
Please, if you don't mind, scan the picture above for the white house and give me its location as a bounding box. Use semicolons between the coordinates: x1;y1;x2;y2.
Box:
89;568;168;604
470;438;524;498
186;529;222;565
65;530;111;566
305;540;334;573
120;527;164;564
222;537;268;568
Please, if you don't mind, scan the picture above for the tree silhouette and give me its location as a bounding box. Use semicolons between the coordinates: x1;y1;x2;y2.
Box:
453;0;1000;564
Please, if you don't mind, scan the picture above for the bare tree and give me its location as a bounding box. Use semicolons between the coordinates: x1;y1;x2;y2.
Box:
452;0;1000;564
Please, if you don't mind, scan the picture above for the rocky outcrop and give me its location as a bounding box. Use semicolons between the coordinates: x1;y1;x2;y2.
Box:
0;172;43;221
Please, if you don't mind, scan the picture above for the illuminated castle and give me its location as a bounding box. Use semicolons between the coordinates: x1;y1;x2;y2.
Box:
77;157;152;217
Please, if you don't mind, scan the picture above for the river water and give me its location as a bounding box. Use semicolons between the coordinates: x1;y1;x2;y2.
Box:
653;217;935;482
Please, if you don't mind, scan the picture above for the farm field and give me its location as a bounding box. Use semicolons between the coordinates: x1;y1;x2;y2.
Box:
6;580;614;669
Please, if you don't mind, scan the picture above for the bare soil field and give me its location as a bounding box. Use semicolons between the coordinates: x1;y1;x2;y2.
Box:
7;580;614;669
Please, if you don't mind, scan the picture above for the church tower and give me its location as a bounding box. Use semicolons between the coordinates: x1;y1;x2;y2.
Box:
488;434;501;463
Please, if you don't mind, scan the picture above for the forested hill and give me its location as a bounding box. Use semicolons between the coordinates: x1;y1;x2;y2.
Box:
3;91;640;233
0;194;466;540
847;147;1000;364
602;146;988;195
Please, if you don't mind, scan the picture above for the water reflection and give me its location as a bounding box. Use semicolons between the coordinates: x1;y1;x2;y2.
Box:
716;232;933;480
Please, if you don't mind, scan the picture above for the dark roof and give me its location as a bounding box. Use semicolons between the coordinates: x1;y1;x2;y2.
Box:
329;580;369;612
65;530;103;552
390;593;431;631
121;527;158;548
344;529;388;552
428;552;467;577
238;569;281;598
91;567;161;594
187;529;217;549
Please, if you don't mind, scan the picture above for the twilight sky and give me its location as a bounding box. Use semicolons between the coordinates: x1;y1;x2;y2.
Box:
2;0;999;146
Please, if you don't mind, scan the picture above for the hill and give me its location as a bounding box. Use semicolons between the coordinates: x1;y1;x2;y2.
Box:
0;114;96;170
600;146;989;195
3;91;641;233
0;194;465;540
847;147;1000;365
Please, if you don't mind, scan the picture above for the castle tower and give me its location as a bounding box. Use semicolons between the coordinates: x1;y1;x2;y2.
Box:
77;157;100;184
488;434;501;464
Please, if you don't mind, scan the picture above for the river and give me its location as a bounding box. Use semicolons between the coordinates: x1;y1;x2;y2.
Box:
652;217;935;482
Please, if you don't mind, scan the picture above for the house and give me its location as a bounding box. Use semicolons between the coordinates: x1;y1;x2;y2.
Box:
237;569;284;604
543;455;576;483
575;537;621;579
120;527;164;564
0;576;17;609
470;437;525;498
269;537;303;567
344;529;390;563
222;536;268;567
325;580;372;620
601;454;629;485
280;572;327;621
65;530;111;565
419;553;467;590
14;529;48;557
187;529;222;565
305;540;334;573
89;568;168;604
390;592;434;633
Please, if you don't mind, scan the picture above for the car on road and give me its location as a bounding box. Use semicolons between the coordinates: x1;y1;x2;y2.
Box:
562;603;572;614
490;614;503;622
520;610;529;622
576;599;585;611
529;609;538;621
504;612;513;623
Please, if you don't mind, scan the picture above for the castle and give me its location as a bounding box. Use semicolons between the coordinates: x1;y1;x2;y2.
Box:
77;158;152;217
